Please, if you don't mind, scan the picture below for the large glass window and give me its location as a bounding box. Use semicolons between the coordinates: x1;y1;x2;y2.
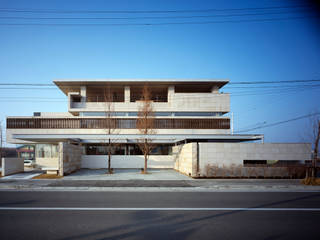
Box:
175;112;222;117
80;112;126;117
85;144;172;155
36;144;59;158
79;112;222;117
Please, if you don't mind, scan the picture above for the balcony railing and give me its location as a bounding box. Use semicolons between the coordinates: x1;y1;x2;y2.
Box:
130;95;167;102
86;95;124;102
7;118;230;129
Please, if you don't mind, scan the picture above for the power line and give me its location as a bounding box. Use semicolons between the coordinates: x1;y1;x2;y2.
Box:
235;112;320;133
0;88;56;90
0;10;311;20
0;16;316;26
1;79;320;86
0;5;310;14
228;79;320;85
0;85;319;102
0;83;54;86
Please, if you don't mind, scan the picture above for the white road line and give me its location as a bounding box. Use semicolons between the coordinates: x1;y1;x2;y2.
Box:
0;207;320;211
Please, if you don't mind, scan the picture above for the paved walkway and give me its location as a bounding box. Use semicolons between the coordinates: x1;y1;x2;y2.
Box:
1;172;41;180
1;169;320;192
64;169;191;180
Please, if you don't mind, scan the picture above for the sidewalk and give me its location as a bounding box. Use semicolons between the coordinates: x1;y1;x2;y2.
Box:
1;178;320;192
1;169;320;192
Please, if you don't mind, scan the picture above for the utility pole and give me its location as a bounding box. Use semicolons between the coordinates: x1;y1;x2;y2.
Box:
231;112;234;134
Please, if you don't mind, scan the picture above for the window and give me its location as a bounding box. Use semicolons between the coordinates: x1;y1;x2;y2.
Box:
243;160;267;166
36;144;59;158
80;112;127;117
85;144;172;155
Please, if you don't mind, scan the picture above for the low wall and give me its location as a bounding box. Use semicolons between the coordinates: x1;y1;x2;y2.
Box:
172;143;197;177
1;158;24;176
81;155;173;169
199;142;311;177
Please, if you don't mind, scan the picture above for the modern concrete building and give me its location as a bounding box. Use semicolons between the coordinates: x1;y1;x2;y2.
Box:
6;79;311;177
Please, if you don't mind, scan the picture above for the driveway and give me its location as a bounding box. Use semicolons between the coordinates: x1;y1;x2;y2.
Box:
64;169;191;180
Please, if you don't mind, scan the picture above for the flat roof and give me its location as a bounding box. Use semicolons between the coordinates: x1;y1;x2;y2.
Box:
12;133;262;143
54;79;229;95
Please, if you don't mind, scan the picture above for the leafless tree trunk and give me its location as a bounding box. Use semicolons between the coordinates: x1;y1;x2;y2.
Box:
311;118;320;178
0;121;3;162
136;85;156;174
104;85;117;174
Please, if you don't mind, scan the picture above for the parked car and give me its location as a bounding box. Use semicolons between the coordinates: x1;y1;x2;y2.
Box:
24;159;34;167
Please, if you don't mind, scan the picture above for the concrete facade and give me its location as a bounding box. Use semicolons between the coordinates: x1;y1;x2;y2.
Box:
68;93;230;114
1;158;24;176
36;157;59;170
59;142;82;176
173;143;197;177
171;142;311;178
5;79;312;176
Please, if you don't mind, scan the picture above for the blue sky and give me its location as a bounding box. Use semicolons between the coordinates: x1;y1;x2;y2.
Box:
0;0;319;146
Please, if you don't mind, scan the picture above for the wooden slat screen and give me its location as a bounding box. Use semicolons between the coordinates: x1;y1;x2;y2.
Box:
7;118;230;129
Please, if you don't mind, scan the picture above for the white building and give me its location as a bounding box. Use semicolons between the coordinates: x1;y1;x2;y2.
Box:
6;79;311;177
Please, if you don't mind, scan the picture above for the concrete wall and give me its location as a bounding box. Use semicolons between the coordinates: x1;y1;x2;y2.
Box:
1;158;24;176
81;155;173;169
69;93;230;113
59;142;82;176
36;157;59;169
198;142;311;176
173;143;197;177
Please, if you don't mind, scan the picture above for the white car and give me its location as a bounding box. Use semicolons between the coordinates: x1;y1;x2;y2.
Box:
24;160;34;167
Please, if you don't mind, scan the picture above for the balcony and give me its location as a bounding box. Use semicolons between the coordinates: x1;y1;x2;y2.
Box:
69;93;229;114
7;118;230;130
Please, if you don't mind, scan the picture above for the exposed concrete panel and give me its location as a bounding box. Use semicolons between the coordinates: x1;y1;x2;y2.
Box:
59;142;82;176
69;93;230;113
198;142;311;176
36;157;59;169
124;86;130;103
173;143;197;177
1;158;24;176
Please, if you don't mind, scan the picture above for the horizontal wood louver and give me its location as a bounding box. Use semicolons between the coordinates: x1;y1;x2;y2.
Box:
7;118;230;129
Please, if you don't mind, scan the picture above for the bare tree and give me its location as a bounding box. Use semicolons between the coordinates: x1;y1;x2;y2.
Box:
136;85;156;174
0;120;3;162
103;85;118;174
310;115;320;178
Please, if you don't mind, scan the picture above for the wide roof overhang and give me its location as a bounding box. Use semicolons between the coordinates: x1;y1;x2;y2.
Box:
54;79;229;96
12;134;263;144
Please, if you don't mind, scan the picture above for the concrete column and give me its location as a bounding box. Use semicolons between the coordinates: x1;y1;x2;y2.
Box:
58;142;64;177
168;85;175;102
80;86;86;102
211;85;219;93
125;86;130;102
211;86;219;93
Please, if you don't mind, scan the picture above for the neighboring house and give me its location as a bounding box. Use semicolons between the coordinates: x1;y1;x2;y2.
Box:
0;147;18;167
6;79;311;176
0;147;17;158
16;145;35;160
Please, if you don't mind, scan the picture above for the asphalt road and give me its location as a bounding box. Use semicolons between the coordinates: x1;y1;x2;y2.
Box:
0;191;319;240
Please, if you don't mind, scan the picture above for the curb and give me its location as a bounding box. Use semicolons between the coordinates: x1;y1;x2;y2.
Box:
0;186;320;192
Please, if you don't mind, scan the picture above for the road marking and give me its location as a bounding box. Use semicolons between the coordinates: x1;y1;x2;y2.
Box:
0;207;320;211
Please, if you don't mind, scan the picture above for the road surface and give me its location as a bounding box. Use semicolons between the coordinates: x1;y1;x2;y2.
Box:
0;191;319;239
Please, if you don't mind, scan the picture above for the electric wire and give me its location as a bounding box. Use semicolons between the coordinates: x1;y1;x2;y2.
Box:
235;112;320;133
0;9;312;20
0;16;317;26
0;5;311;14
